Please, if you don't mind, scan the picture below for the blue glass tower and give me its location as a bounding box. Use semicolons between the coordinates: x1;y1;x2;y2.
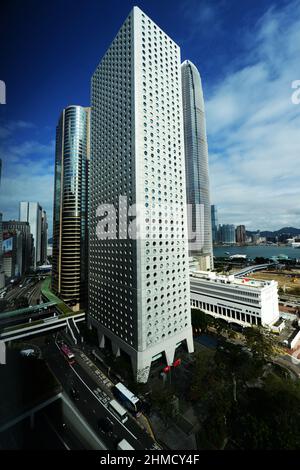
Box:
181;60;213;269
52;105;90;309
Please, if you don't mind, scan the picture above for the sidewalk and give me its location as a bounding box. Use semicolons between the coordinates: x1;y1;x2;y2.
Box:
149;412;197;450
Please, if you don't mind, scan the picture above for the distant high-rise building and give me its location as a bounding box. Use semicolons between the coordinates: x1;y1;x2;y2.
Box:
236;225;246;245
89;7;193;383
2;221;32;279
218;224;236;244
252;231;261;245
181;60;213;270
19;201;42;268
211;205;218;244
0;213;5;288
41;210;48;264
52;105;90;310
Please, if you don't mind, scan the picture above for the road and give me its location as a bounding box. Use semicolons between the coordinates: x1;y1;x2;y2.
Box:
26;280;43;305
0;307;58;328
1;276;43;310
279;293;300;306
273;355;300;379
40;335;159;450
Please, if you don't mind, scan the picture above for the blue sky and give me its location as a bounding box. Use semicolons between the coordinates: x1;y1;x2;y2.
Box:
0;0;300;236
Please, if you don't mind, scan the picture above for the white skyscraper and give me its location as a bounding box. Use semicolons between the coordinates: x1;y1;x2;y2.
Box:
89;6;194;382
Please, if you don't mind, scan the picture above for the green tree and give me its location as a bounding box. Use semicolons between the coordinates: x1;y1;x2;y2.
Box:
151;383;177;423
192;352;233;449
243;327;274;362
215;342;263;384
212;317;229;335
229;376;300;449
189;350;214;401
191;309;211;334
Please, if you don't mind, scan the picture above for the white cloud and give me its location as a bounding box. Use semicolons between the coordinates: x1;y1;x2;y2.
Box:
0;138;54;236
180;0;225;42
0;120;36;139
206;0;300;230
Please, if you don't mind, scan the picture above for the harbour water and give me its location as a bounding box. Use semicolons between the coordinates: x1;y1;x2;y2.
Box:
213;245;300;260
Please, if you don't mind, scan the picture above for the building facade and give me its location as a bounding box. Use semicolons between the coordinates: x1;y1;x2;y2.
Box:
41;210;48;264
0;213;5;288
190;271;279;327
218;224;236;244
236;225;246;245
211;205;218;245
181;60;213;269
52;105;90;310
19;201;42;268
2;221;32;280
89;6;193;383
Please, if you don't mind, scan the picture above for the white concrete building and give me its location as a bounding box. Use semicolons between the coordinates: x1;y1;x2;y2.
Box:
190;271;279;327
88;6;193;383
286;237;300;248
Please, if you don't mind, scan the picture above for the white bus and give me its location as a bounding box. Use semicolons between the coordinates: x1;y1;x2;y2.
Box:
112;382;141;413
108;399;128;423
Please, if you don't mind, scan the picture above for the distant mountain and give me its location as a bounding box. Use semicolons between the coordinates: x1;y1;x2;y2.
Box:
274;227;300;235
246;227;300;238
48;237;53;245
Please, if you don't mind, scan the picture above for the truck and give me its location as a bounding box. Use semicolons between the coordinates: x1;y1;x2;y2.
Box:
117;439;135;450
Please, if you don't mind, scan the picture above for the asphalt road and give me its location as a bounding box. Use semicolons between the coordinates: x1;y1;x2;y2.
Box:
2;276;43;309
0;307;57;328
41;336;158;450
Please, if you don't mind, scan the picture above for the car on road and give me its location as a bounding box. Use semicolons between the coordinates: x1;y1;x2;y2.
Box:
97;417;114;437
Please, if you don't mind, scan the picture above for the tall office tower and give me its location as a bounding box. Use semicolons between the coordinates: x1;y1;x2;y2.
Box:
211;205;218;244
52;105;90;310
236;225;246;245
0;213;5;288
181;60;213;270
19;201;42;268
2;221;32;278
89;6;194;383
41;210;48;264
218;224;236;244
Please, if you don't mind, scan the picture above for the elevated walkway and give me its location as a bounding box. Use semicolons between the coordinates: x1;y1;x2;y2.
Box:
234;263;277;278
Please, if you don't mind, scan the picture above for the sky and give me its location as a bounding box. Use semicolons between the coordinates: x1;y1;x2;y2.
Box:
0;0;300;236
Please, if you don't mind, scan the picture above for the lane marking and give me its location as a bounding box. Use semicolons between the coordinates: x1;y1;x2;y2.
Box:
69;363;138;441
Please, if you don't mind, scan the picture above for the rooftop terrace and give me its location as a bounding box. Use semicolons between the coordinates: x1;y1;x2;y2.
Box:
190;270;277;290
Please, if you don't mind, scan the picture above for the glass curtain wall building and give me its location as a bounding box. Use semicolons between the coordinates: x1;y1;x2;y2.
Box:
0;213;4;288
218;224;236;244
181;60;213;270
52;105;90;310
41;210;48;264
19;201;42;268
211;205;218;244
89;7;193;383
